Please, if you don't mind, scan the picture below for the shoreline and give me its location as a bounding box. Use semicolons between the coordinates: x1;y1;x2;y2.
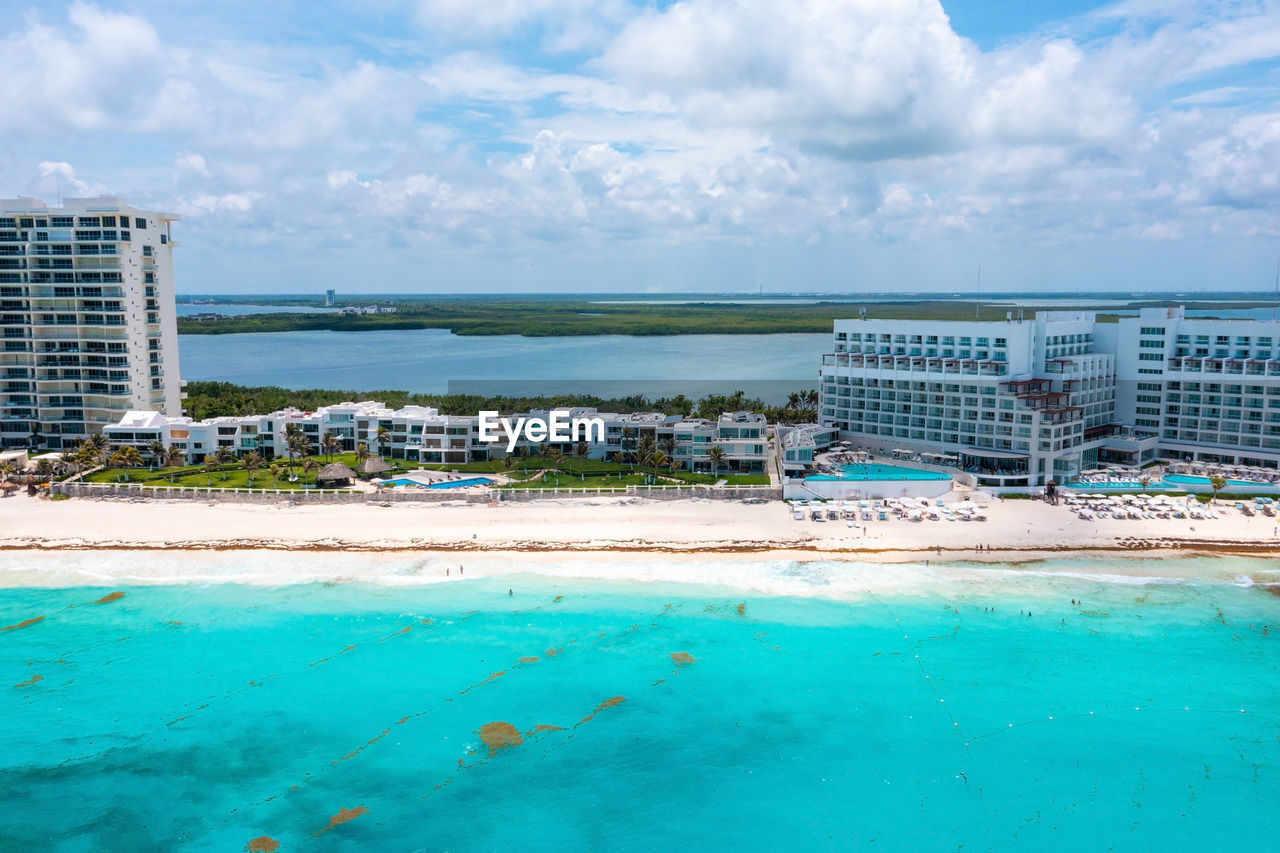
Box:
3;493;1279;574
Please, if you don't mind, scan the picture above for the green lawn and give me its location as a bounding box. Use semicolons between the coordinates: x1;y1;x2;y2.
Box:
81;451;418;490
80;453;769;491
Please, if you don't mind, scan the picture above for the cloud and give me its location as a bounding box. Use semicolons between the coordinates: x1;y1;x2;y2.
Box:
4;0;1280;291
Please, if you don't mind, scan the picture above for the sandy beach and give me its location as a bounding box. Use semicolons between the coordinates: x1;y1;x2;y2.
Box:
2;492;1278;563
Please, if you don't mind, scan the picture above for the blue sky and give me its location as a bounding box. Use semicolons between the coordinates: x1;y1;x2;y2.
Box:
3;0;1280;295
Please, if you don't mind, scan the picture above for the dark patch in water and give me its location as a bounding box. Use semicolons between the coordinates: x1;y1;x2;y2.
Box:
518;656;539;663
478;721;523;756
93;591;125;605
14;674;42;688
2;615;44;632
245;837;279;852
578;696;626;726
670;652;695;666
314;805;367;836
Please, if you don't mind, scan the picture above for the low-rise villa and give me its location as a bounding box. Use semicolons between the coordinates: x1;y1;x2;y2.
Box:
102;403;769;474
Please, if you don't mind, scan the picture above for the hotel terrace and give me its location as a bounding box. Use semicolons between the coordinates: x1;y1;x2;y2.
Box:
818;306;1280;488
103;403;769;473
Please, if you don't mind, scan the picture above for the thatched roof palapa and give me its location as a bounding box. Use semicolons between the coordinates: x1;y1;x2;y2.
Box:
315;462;358;485
357;457;392;475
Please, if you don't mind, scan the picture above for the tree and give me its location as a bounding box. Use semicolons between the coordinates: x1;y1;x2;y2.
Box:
1138;473;1152;493
214;445;235;481
302;457;320;487
1209;474;1227;504
284;423;305;476
546;445;563;473
268;462;283;489
108;446;142;482
242;451;264;486
321;432;341;461
355;442;371;464
374;425;391;458
575;440;590;476
146;439;167;471
708;446;726;478
164;446;186;483
203;453;217;487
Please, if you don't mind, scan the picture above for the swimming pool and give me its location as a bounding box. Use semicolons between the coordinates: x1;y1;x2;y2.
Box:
1164;474;1277;488
808;463;952;482
428;477;492;489
378;476;492;489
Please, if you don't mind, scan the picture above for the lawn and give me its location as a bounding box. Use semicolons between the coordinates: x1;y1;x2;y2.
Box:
80;453;770;491
81;451;418;490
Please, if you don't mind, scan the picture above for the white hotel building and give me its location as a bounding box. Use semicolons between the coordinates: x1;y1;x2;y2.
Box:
819;306;1280;488
1;197;182;450
104;403;769;473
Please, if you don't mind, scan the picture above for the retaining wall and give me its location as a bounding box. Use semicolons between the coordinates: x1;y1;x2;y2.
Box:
52;482;782;504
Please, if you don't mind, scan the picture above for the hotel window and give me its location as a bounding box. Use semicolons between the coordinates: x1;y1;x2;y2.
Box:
994;338;1006;348
1140;327;1165;336
135;217;147;229
1139;340;1163;348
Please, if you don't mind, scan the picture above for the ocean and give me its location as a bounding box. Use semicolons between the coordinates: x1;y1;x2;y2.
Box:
3;554;1279;851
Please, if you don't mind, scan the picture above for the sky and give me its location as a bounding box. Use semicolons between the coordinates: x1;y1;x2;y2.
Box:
3;0;1280;295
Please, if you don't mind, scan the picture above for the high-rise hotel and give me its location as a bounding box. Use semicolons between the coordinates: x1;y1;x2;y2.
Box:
819;306;1280;488
0;197;182;449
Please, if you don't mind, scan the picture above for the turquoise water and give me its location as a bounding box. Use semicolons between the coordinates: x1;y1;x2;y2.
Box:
376;476;492;488
1165;473;1278;488
3;562;1280;850
429;477;492;489
808;462;952;482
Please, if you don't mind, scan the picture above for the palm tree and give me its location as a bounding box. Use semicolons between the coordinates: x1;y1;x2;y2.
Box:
268;463;282;490
214;445;235;481
575;440;590;476
321;432;341;461
203;453;217;487
302;457;320;488
1138;473;1152;493
1209;474;1227;504
284;423;304;476
164;446;186;483
109;446;142;482
374;425;391;459
242;450;263;486
708;446;726;478
546;445;563;473
146;439;166;471
355;442;371;464
787;391;802;411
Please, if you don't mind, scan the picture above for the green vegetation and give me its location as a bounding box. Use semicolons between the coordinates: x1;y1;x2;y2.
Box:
79;448;769;492
81;451;421;491
181;381;818;424
178;297;1210;338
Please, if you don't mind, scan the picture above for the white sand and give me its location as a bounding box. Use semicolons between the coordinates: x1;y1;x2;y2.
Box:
2;492;1277;560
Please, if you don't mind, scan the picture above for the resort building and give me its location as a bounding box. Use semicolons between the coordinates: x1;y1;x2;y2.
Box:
818;306;1280;488
103;404;769;473
1;197;182;450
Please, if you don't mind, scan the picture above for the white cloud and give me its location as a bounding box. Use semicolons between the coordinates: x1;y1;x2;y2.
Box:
4;0;1280;290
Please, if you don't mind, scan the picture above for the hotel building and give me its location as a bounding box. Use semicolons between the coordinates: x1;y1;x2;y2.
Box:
104;403;769;473
1;197;182;449
819;306;1280;488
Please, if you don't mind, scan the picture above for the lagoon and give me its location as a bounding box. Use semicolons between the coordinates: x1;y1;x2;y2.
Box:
177;329;829;400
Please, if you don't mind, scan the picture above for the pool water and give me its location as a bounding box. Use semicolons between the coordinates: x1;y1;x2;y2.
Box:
428;477;492;489
809;462;952;482
1164;473;1277;488
378;477;493;489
